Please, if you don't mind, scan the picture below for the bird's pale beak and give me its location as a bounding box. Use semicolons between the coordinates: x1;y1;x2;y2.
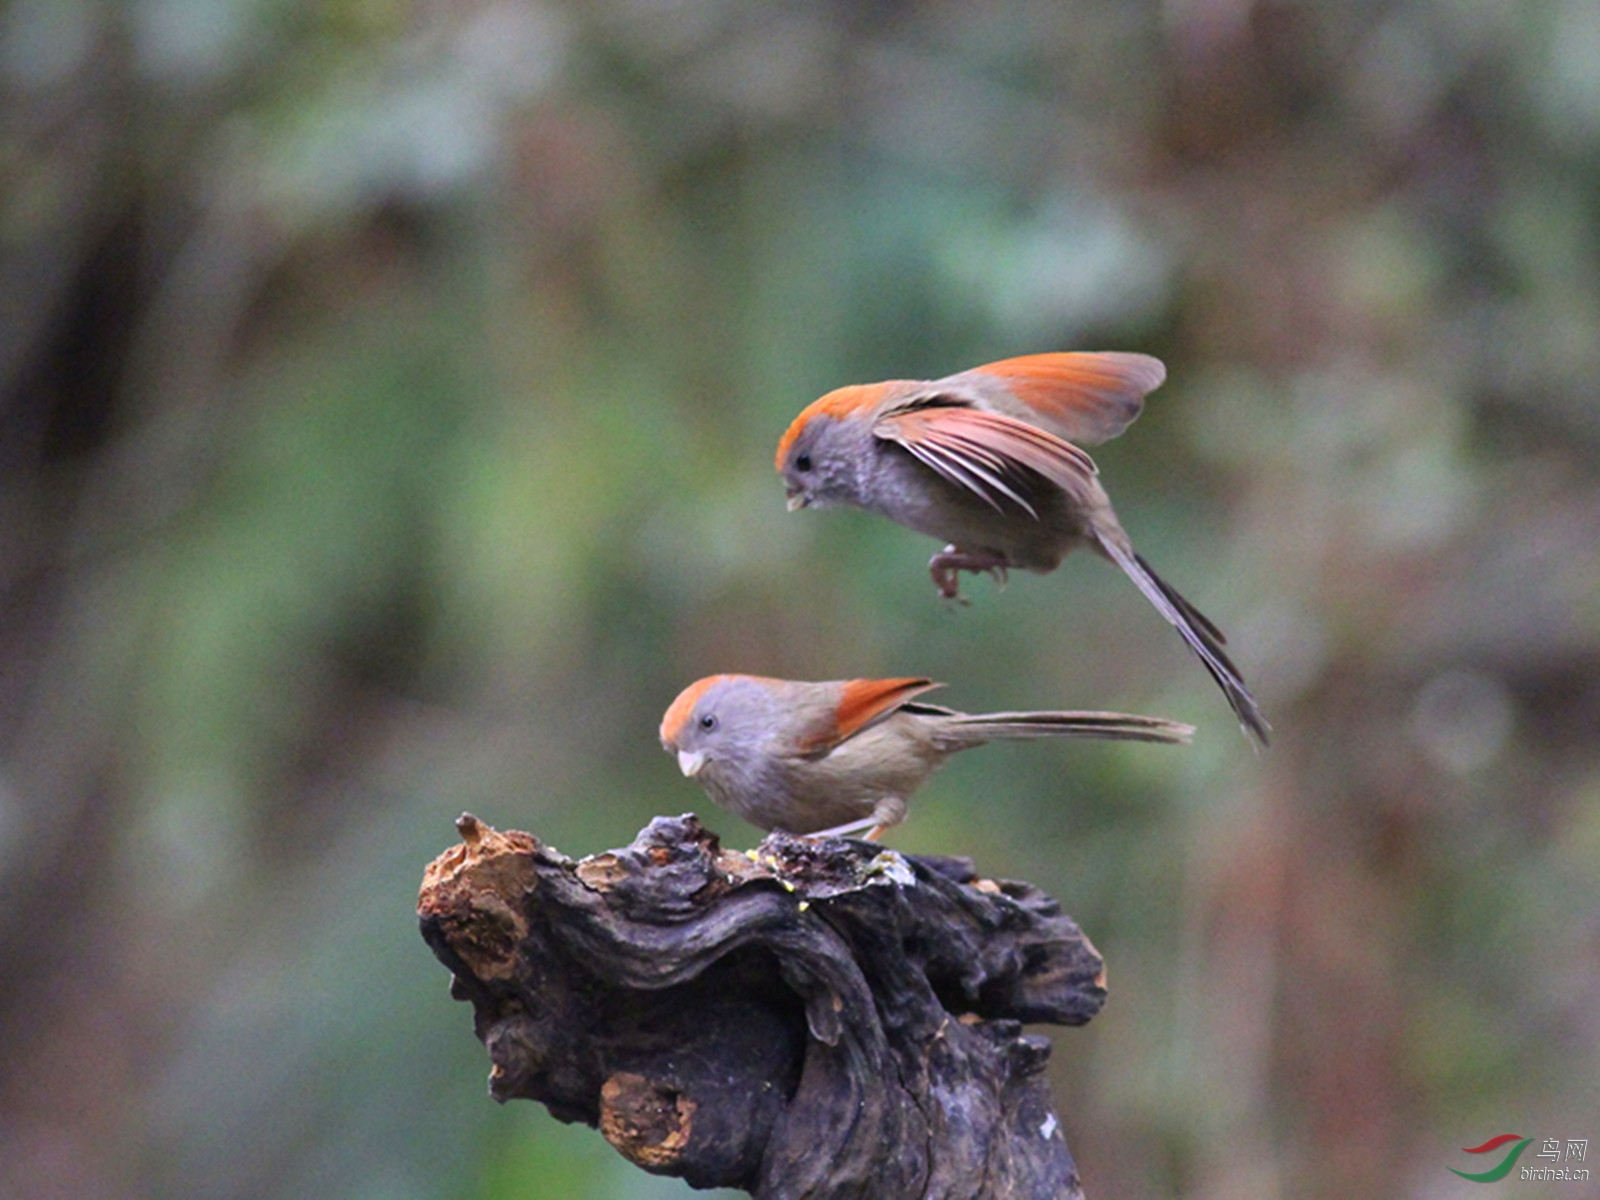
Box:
785;490;808;512
677;749;707;777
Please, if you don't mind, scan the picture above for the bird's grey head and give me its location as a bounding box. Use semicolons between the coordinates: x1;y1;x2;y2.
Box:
775;388;881;511
661;674;784;796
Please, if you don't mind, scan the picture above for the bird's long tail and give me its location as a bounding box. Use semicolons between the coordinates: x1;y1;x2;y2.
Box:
1096;535;1271;746
937;708;1194;749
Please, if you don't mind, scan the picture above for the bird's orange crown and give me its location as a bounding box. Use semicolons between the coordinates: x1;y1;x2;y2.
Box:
660;674;740;745
774;383;900;470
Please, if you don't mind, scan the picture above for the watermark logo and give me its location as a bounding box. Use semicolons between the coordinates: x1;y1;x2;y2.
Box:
1450;1135;1589;1184
1450;1135;1531;1182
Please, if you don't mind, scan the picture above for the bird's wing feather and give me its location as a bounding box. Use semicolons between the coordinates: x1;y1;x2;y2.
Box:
796;677;943;756
873;404;1099;514
916;352;1164;446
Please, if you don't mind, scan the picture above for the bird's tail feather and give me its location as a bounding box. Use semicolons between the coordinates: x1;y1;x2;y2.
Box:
1097;536;1271;747
940;709;1194;748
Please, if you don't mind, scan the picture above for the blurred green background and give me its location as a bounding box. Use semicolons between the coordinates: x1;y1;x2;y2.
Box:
3;1;1598;1198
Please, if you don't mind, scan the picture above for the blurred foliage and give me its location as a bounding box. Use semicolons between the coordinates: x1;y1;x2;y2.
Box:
2;1;1599;1198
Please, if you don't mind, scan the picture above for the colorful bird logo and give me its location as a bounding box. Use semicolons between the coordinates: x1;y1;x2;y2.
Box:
1449;1134;1533;1182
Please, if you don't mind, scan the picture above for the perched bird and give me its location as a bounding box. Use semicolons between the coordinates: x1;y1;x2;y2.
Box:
659;673;1194;838
775;351;1270;745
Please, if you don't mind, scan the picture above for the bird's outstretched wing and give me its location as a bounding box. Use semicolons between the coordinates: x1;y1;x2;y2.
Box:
873;403;1099;515
927;351;1165;446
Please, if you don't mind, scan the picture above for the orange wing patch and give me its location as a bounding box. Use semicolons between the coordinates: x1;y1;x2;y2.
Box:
775;382;906;470
660;674;739;745
793;676;940;754
797;677;943;754
968;352;1165;446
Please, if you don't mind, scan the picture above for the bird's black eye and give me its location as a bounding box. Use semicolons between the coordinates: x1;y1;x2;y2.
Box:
699;714;717;731
795;453;812;472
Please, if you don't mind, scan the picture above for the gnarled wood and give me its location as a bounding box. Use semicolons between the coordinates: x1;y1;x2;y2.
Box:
418;813;1107;1199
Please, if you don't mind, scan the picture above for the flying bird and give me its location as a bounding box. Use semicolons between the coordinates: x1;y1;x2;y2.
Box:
774;351;1270;745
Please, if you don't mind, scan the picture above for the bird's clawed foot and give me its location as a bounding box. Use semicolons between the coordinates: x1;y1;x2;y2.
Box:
929;546;1009;602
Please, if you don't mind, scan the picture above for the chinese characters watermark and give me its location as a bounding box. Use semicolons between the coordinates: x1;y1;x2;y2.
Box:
1450;1135;1590;1184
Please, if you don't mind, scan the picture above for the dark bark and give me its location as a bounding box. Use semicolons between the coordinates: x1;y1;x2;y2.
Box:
418;813;1107;1199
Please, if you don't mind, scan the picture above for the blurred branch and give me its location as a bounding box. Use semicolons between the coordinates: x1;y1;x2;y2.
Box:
418;814;1107;1200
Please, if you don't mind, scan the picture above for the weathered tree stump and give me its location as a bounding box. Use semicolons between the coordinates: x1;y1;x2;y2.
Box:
418;813;1107;1199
